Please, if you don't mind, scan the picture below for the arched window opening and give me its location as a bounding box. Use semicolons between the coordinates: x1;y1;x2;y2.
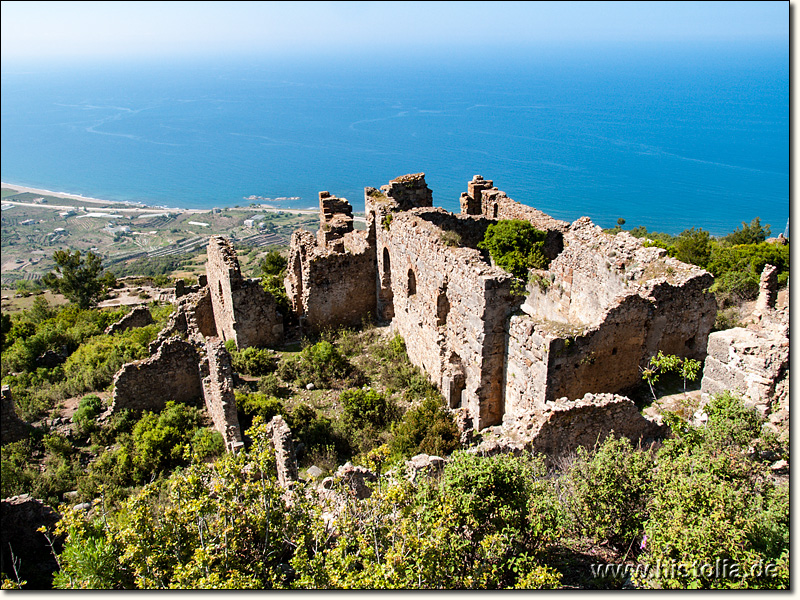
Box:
408;269;417;296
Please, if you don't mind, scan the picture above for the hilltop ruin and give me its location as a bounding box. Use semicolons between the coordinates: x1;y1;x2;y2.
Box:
100;172;727;452
285;173;716;431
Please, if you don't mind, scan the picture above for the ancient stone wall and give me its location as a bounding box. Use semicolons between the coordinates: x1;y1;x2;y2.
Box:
104;306;154;336
503;216;716;417
284;172;721;434
528;394;668;466
206;236;283;349
202;338;244;451
1;385;30;445
317;191;354;247
378;172;433;210
285;223;377;333
112;337;203;413
459;174;569;259
382;207;521;429
267;415;298;487
700;326;789;420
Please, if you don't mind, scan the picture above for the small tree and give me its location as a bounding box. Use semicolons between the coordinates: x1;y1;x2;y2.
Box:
42;250;104;309
724;217;771;246
259;249;290;316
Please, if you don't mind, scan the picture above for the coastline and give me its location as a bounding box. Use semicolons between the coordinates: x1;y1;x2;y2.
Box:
1;182;322;217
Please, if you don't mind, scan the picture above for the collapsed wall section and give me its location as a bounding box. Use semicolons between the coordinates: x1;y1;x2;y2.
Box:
528;393;668;466
206;236;283;349
104;306;153;336
202;338;244;451
111;337;203;413
502;217;716;418
285;193;377;332
383;208;521;429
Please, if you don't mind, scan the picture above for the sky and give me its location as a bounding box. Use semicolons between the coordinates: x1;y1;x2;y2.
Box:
0;1;789;63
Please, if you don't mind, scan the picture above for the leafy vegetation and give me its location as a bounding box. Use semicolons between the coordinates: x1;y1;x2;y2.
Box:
258;249;291;317
478;220;549;288
0;268;788;589
42;250;108;309
43;390;785;590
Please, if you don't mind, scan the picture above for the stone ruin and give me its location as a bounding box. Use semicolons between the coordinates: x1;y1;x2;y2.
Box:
111;337;204;413
202;339;245;451
700;264;789;432
104;305;154;336
281;173;716;442
105;234;286;450
207;236;283;349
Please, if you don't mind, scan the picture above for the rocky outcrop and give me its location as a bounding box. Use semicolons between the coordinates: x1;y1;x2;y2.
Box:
1;495;63;589
104;306;153;335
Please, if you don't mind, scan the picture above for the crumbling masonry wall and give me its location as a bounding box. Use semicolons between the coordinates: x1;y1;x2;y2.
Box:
104;306;153;336
207;236;283;349
285;196;377;332
286;173;717;433
202;338;244;451
460;174;568;260
528;393;668;466
267;415;298;487
701;264;789;427
112;337;203;412
378;208;520;429
503;216;716;419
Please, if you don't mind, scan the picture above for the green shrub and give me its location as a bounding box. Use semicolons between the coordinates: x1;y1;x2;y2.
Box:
257;372;285;397
723;217;771;246
129;401;205;481
287;403;349;459
230;346;278;376
561;435;654;549
340;388;395;429
190;428;225;460
280;341;357;389
639;393;788;589
389;394;460;459
72;394;103;437
707;242;788;302
478;219;549;281
236;391;286;422
1;440;36;498
259;249;290;316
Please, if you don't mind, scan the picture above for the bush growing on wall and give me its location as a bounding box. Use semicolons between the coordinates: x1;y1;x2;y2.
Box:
478;219;549;280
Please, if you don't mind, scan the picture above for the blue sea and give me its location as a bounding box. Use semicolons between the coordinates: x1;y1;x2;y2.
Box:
0;42;788;236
